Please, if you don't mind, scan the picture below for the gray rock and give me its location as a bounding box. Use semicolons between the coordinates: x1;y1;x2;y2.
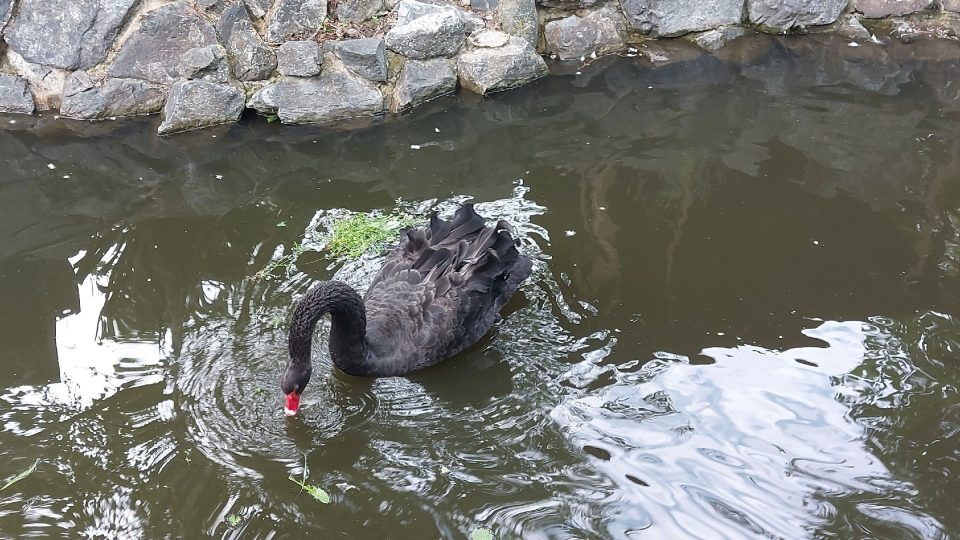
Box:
110;2;218;84
247;81;279;112
462;11;486;34
747;0;847;31
266;0;328;42
471;0;497;10
538;0;600;9
458;35;547;94
620;0;742;37
2;58;65;110
0;0;12;32
544;7;625;60
245;0;274;18
497;0;538;45
836;14;871;39
946;0;960;12
278;41;322;76
180;45;230;82
197;0;223;10
854;0;933;17
0;74;35;114
158;79;245;134
60;71;166;119
249;71;384;124
219;4;277;81
690;26;749;52
470;29;511;47
393;57;456;111
386;10;469;59
395;0;448;24
3;0;137;70
323;38;387;82
337;0;385;23
395;0;482;30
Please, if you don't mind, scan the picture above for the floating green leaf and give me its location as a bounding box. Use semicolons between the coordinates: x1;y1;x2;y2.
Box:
1;459;39;492
225;514;242;527
289;453;331;504
471;527;494;540
289;476;331;504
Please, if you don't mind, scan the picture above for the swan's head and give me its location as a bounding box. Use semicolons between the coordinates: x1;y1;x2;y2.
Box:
280;363;312;417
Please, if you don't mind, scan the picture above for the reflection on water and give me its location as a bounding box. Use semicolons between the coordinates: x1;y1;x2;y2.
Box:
1;33;959;538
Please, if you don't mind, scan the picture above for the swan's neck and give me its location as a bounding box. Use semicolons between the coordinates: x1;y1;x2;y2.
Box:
288;281;371;376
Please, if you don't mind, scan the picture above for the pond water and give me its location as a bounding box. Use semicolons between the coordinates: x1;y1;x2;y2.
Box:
1;33;959;539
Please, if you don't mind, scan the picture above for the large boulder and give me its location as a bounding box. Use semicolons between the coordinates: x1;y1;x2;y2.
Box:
278;41;322;77
853;0;934;17
323;38;387;83
544;6;625;60
109;2;218;84
392;57;457;111
747;0;848;31
3;0;137;70
458;32;548;94
158;79;245;134
249;70;384;124
218;4;277;81
385;10;469;59
266;0;328;42
60;71;166;119
619;0;742;37
0;74;35;114
497;0;538;46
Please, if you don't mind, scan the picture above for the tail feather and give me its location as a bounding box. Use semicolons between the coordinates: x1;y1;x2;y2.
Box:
386;204;529;306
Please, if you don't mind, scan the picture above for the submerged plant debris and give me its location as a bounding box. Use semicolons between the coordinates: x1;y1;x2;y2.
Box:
1;459;39;492
325;209;418;259
255;242;305;281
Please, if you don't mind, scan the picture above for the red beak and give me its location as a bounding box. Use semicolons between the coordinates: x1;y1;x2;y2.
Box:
284;392;300;417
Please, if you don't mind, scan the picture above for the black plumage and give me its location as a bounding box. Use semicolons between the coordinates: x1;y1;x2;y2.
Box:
282;204;532;398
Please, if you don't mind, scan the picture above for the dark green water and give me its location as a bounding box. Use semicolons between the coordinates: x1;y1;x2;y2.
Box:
1;34;959;538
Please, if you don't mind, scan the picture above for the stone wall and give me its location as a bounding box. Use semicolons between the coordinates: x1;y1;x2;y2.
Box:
0;0;956;134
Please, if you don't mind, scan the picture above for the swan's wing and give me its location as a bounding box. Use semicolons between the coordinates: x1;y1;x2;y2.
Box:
363;205;532;373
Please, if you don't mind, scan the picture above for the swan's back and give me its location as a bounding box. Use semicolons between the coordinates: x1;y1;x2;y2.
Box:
361;204;532;375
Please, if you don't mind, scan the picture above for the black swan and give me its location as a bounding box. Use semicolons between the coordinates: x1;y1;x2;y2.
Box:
281;204;533;416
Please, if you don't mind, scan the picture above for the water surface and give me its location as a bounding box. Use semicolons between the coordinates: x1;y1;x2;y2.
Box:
1;34;959;538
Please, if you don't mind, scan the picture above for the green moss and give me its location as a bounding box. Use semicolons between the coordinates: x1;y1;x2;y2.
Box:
325;210;418;259
471;528;494;540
